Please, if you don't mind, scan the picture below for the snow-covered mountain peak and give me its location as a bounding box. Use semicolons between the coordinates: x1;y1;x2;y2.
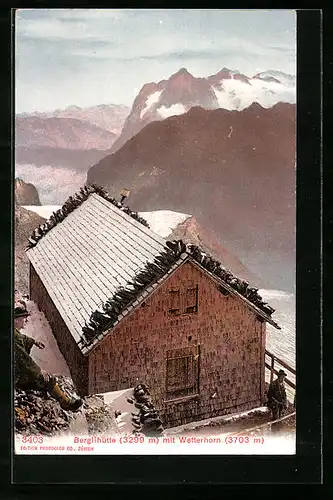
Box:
110;66;295;153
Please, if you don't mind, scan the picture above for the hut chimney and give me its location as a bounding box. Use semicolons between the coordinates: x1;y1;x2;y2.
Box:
120;188;131;205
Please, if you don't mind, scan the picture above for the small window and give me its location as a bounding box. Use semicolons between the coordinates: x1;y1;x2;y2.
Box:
169;290;180;315
166;346;200;399
166;355;195;392
185;285;198;313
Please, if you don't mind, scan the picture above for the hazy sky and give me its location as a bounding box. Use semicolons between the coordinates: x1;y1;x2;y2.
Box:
15;9;296;113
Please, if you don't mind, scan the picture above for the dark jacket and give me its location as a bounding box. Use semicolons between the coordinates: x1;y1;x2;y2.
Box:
267;378;287;409
14;328;41;387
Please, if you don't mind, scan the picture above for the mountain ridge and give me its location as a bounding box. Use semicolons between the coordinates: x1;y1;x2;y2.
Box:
17;103;130;136
16;116;117;151
110;66;296;153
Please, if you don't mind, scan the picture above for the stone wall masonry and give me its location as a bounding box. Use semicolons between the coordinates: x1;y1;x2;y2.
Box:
88;259;266;428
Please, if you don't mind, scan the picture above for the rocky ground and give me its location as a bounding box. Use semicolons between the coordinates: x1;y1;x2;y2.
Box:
14;375;120;437
14;377;167;439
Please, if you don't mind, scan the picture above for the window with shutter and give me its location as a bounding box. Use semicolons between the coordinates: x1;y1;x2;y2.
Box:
165;346;200;400
169;289;180;315
185;285;198;313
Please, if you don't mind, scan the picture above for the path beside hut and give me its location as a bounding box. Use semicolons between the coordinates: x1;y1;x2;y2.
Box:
164;403;295;438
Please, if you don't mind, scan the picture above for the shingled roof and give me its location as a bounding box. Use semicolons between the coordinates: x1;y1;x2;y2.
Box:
26;191;166;344
26;186;280;356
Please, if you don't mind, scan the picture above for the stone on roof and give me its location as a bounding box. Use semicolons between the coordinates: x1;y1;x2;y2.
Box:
26;192;166;343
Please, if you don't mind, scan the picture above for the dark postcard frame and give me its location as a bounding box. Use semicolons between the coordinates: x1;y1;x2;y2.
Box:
0;8;323;488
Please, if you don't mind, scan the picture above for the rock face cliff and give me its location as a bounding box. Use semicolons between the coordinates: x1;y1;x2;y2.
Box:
15;178;41;206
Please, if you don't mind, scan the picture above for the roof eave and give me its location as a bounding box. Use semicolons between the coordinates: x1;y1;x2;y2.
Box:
188;258;281;330
80;253;189;356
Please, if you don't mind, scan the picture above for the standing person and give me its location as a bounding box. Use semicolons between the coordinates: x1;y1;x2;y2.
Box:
14;304;83;412
267;369;288;431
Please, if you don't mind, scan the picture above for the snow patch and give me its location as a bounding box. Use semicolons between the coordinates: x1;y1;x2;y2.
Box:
212;77;296;111
254;70;296;87
158;103;187;119
139;210;192;237
259;289;294;300
100;388;137;435
140;90;163;119
23;205;61;219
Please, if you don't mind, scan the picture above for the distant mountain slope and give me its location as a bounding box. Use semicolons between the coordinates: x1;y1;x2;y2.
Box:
111;67;296;153
17;103;130;136
15;146;107;170
16;116;117;150
87;102;296;290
